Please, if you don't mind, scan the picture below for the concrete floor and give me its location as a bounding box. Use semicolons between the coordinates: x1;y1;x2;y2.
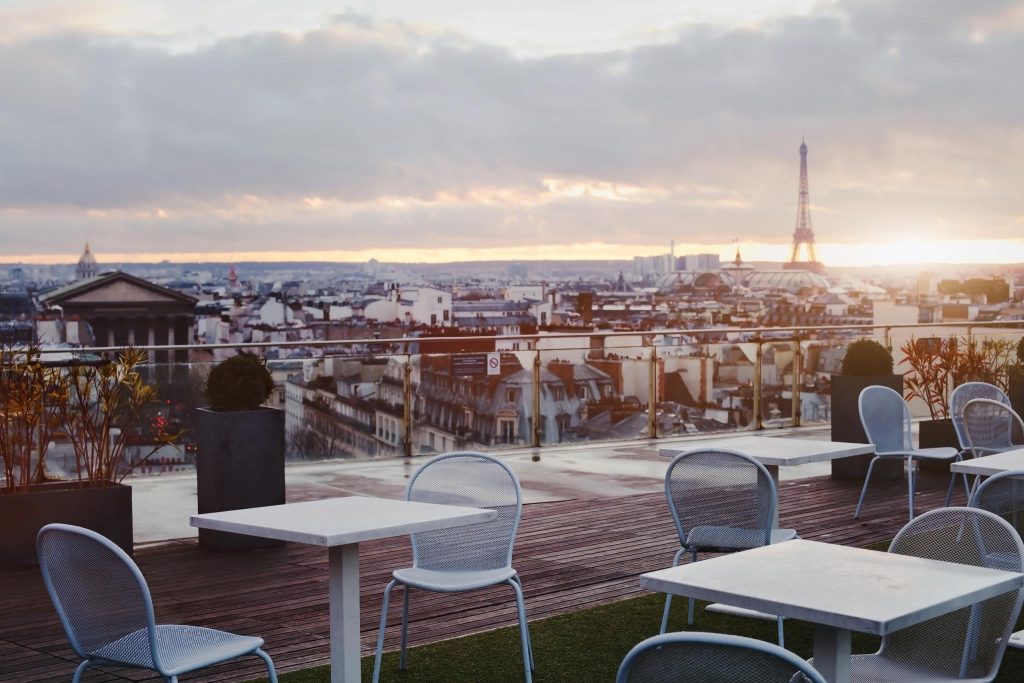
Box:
131;427;838;544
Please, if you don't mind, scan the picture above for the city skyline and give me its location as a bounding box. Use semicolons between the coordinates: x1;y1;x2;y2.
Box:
2;1;1023;267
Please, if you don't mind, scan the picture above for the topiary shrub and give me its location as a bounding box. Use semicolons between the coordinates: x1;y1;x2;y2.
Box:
1017;336;1024;365
205;353;274;411
840;339;893;376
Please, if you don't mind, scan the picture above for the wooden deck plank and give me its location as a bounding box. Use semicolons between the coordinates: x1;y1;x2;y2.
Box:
0;471;964;682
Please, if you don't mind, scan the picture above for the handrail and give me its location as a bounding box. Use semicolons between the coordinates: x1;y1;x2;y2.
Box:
35;319;1024;356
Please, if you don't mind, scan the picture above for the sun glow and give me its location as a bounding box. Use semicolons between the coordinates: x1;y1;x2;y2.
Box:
5;239;1024;267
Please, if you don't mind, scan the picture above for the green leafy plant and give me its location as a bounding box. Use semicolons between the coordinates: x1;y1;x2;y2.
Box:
840;339;894;376
205;353;274;411
900;335;1016;420
58;347;181;486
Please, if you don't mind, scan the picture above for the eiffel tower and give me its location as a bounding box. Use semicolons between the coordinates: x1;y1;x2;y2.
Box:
784;138;826;274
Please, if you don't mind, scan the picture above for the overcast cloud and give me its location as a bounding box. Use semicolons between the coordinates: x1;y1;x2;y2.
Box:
0;0;1022;259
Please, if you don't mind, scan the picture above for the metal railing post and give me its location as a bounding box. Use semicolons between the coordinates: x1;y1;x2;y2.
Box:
648;346;658;439
753;339;763;431
402;358;413;457
532;351;542;448
791;339;802;428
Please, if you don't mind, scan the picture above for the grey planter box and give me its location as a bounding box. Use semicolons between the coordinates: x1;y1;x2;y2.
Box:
196;406;285;550
0;482;132;568
830;374;903;481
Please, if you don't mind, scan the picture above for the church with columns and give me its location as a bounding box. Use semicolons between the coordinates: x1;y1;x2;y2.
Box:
40;271;197;362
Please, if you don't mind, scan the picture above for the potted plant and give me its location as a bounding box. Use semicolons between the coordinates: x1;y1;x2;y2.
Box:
830;339;902;480
196;353;284;550
0;347;174;566
901;335;1015;467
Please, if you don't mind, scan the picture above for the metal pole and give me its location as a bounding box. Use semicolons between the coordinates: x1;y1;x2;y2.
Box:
754;339;763;431
402;358;412;457
532;351;542;448
791;339;802;428
648;347;658;439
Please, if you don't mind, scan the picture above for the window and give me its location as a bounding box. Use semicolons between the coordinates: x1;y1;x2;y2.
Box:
553;386;565;401
557;414;571;439
443;309;450;321
506;388;518;403
499;419;515;444
578;385;589;400
437;296;443;304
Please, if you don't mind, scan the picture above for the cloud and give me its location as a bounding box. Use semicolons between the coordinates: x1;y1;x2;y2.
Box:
0;0;1023;257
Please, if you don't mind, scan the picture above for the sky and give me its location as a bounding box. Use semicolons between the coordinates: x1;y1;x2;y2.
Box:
1;0;1023;267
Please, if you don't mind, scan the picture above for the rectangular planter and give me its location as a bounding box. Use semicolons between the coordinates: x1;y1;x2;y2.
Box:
918;418;959;473
196;406;286;550
0;482;132;568
830;374;903;481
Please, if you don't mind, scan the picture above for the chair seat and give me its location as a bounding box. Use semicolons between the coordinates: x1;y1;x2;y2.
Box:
394;566;518;591
92;625;264;676
686;526;797;551
876;447;958;461
1009;629;1024;650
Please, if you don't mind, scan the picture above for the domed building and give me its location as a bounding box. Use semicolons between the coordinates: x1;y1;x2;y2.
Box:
75;243;99;281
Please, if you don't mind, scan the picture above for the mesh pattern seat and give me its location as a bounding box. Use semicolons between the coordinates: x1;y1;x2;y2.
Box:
660;448;796;644
616;632;826;683
951;383;1010;455
855;385;960;521
825;507;1024;682
37;524;278;683
373;451;533;683
963;398;1024;460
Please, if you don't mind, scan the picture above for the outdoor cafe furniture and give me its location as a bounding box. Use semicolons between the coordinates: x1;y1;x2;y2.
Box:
855;385;960;520
615;631;827;683
659;448;797;646
191;496;495;683
970;469;1024;651
640;508;1024;683
951;382;1011;459
372;451;534;683
659;435;875;526
962;398;1024;492
38;523;280;683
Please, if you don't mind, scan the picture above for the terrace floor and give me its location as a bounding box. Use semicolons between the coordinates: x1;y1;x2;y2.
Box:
1;461;970;682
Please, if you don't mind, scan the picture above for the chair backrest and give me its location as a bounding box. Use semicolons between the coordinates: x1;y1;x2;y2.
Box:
963;398;1024;458
664;449;776;550
970;470;1024;543
37;524;160;669
616;632;827;683
407;451;522;572
858;385;911;453
881;507;1024;679
951;382;1010;449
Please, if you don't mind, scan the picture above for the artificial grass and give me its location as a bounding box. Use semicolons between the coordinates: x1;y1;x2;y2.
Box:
247;588;1024;682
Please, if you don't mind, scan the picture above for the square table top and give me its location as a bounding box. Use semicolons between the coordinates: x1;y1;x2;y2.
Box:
659;435;874;467
190;496;496;547
640;539;1023;635
951;447;1024;477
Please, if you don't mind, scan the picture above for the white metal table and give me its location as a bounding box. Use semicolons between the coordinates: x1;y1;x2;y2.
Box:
950;447;1024;478
191;496;496;683
640;539;1023;683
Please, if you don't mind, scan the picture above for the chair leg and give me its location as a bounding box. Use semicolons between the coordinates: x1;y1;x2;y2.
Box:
776;616;785;648
686;548;697;626
659;547;688;634
854;456;880;519
255;648;279;683
399;585;411;669
512;575;534;671
509;579;533;683
71;661;90;683
908;457;916;521
372;579;398;683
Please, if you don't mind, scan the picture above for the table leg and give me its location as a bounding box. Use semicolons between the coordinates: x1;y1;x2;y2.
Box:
813;624;851;683
329;543;361;683
765;464;781;528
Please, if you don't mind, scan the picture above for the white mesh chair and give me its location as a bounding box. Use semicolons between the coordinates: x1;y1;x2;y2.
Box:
947;382;1007;503
963;398;1024;460
660;448;797;646
818;507;1024;681
616;632;826;683
969;470;1024;651
372;451;533;683
37;524;278;683
854;385;960;521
